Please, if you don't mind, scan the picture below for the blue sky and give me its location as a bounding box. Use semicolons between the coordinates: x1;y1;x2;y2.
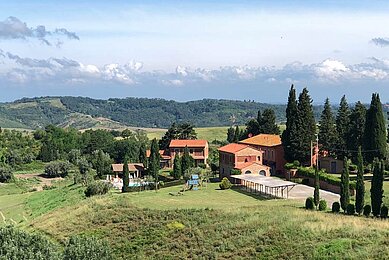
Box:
0;0;389;103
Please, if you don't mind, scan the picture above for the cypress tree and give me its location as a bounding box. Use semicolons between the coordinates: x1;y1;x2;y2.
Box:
336;95;351;160
371;158;384;217
149;138;160;191
260;108;280;134
233;126;241;142
172;154;182;180
181;146;193;177
363;93;387;163
282;85;299;162
319;98;338;156
295;88;316;163
347;102;366;162
122;157;129;193
257;110;263;133
340;157;350;211
355;146;365;214
227;126;235;143
314;167;320;208
138;143;148;169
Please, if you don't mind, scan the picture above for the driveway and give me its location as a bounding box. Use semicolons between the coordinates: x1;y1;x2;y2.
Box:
288;184;340;205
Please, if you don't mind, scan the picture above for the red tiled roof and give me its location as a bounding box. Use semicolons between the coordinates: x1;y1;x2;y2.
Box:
169;139;208;148
239;134;282;147
112;163;144;172
218;143;250;154
234;161;269;170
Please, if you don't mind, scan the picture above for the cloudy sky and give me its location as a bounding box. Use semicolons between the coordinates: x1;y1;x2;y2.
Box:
0;0;389;103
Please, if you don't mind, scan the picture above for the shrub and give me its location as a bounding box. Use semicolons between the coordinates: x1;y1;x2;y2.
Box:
285;160;300;170
318;200;327;211
230;169;241;175
63;235;113;260
346;204;355;215
44;161;71;177
380;205;388;219
305;197;314;210
349;164;357;171
198;163;206;169
42;184;56;190
363;205;371;217
332;202;340;213
84;181;112;197
297;167;356;190
0;167;14;183
219;177;232;190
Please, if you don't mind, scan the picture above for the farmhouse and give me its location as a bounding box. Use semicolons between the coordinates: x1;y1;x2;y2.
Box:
239;134;286;175
146;149;172;168
111;163;145;178
218;143;270;178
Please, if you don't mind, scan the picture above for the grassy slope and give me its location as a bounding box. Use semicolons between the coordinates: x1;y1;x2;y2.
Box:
29;183;389;259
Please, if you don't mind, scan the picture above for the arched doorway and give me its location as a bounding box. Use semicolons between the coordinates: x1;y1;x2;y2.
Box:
245;170;252;174
259;170;266;176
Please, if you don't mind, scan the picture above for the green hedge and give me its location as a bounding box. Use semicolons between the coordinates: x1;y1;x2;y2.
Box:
297;167;356;190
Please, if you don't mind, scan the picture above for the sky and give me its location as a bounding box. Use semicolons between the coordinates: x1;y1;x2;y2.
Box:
0;0;389;103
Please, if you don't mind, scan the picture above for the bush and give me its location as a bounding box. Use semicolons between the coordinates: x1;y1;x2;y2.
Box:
363;205;371;217
380;205;388;219
305;197;314;210
42;184;56;190
63;235;113;260
84;181;112;197
348;164;357;171
0;167;14;183
332;202;340;213
45;161;71;177
219;177;232;190
198;163;206;169
230;169;241;175
297;167;356;190
318;200;327;211
346;204;355;215
285;160;300;170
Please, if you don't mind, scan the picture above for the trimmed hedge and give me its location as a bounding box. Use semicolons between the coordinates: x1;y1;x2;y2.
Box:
332;202;340;213
381;205;388;219
318;200;327;211
363;205;371;217
219;177;232;190
305;197;314;210
297;167;356;190
346;204;355;215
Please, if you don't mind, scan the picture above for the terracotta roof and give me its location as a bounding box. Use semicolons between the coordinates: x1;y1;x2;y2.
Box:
146;150;171;159
169;139;208;148
239;134;282;147
218;143;250;154
234;161;270;170
112;163;144;172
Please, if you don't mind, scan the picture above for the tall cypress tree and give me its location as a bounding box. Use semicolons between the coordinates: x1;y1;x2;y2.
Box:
319;98;338;156
172;154;182;180
122;157;129;193
347;102;366;163
371;158;384;217
340;157;350;211
181;146;194;177
138;143;148;169
314;167;320;208
149;138;160;191
295;88;316;163
355;146;365;214
282;85;299;162
363;93;387;163
260;108;280;135
227;126;235;143
257;110;263;133
233;126;241;142
336;95;351;160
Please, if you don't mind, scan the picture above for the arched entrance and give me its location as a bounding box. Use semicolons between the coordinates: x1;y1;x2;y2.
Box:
259;170;266;176
244;170;252;174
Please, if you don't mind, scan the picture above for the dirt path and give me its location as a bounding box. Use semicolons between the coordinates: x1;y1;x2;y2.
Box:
16;173;62;191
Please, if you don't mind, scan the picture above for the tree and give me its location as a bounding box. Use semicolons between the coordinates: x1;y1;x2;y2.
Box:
347;102;366;162
282;85;300;162
148;138;160;191
181;146;194;176
336;95;351;159
159;123;197;150
122;157;130;193
258;108;280;134
172;154;182;179
92;150;112;179
245;119;260;137
313;167;320;208
138;143;148;169
363;93;387;163
319;98;338;156
295;88;316;163
233;125;241;142
371;158;384;217
227;126;235;143
355;146;365;214
340;157;350;211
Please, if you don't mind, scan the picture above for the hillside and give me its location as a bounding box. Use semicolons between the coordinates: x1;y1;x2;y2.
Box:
0;96;329;130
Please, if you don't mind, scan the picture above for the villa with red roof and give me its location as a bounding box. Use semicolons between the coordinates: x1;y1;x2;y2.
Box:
218;143;270;178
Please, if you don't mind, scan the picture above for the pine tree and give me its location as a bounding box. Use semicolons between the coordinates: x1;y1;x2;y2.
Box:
138;143;148;169
257;110;263;133
336;95;351;160
314;167;320;208
355;146;365;214
172;154;182;180
295;88;316;163
260;108;280;134
347;102;366;162
282;85;299;162
227;126;235;143
371;158;384;217
233;126;241;142
181;146;194;177
149;138;160;191
319;98;338;156
363;93;387;163
245;119;260;137
122;157;129;193
340;157;350;211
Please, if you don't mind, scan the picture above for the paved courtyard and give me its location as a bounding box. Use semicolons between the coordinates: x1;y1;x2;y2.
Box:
288;184;340;205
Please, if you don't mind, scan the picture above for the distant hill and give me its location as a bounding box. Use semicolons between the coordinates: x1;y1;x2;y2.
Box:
0;96;328;130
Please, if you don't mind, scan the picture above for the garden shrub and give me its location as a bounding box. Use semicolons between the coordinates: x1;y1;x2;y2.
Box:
318;200;327;211
348;164;357;171
45;160;71;177
332;202;340;213
380;205;388;219
346;204;355;215
198;163;206;169
305;197;314;210
0;167;14;183
84;181;112;197
363;205;371;217
63;235;113;260
219;177;232;190
297;167;356;190
230;169;241;175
